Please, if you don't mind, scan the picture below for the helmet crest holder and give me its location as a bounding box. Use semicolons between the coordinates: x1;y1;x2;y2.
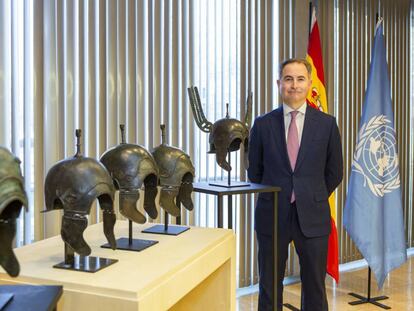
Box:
187;86;252;188
45;130;118;273
142;125;194;236
100;124;159;252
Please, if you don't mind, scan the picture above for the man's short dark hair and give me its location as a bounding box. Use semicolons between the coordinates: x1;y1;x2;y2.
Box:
279;58;312;78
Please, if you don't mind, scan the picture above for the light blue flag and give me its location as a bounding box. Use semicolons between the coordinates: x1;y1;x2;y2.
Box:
343;20;407;289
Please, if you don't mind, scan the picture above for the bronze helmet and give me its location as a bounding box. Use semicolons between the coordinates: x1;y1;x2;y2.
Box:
0;147;28;277
151;125;195;217
187;86;252;171
44;130;116;256
100;125;159;224
207;117;249;171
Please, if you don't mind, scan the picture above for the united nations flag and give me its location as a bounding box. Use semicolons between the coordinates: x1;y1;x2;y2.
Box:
343;20;407;289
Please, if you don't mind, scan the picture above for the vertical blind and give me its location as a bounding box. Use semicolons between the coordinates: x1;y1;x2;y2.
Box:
28;0;202;239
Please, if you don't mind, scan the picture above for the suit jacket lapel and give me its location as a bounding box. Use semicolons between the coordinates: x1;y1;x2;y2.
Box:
295;105;318;171
270;107;292;173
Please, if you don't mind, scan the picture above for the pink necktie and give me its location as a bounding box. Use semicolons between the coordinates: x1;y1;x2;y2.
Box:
287;111;299;202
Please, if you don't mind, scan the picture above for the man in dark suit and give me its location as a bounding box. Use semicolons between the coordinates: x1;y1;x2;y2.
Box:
248;58;343;310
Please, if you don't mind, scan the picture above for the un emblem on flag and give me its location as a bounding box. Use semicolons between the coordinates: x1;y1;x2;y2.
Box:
352;115;400;197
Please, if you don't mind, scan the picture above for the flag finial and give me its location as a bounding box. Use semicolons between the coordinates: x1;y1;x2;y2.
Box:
375;15;383;32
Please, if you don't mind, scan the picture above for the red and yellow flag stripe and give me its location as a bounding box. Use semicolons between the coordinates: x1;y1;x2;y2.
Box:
306;6;339;283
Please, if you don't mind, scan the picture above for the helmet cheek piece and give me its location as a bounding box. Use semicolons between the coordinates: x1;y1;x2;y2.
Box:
177;173;194;211
0;216;19;277
214;136;247;172
244;137;249;153
98;195;117;250
159;186;180;217
118;190;146;224
243;138;249;169
214;145;231;172
61;211;91;256
143;174;158;219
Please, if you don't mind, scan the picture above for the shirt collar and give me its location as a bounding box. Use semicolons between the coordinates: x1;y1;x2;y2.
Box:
283;102;307;116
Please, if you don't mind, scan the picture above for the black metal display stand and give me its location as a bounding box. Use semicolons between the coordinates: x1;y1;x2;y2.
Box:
348;267;390;309
53;243;118;273
0;285;62;311
101;220;158;251
142;200;190;236
193;182;280;310
283;303;300;311
193;182;279;229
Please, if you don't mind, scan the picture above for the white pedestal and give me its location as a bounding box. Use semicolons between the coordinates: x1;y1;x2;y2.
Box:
0;221;236;311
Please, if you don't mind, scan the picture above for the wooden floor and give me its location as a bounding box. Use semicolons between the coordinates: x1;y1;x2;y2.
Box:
237;255;413;310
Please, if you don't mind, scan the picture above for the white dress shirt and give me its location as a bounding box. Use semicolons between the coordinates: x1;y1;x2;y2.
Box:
283;102;307;145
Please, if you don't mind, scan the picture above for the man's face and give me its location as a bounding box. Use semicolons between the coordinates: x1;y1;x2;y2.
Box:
277;62;312;109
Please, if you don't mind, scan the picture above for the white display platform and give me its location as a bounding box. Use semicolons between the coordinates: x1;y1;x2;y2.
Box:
0;221;236;311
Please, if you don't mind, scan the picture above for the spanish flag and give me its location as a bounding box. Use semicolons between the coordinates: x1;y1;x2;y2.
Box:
306;5;340;283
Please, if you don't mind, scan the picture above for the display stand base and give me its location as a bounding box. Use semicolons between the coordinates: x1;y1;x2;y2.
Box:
142;224;190;236
347;267;390;309
0;293;13;310
0;286;62;311
283;303;300;311
348;292;390;309
101;237;158;252
53;256;118;273
208;181;250;188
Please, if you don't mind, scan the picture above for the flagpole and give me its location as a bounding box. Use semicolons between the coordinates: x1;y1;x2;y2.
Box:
347;267;390;309
308;2;313;35
346;12;395;310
